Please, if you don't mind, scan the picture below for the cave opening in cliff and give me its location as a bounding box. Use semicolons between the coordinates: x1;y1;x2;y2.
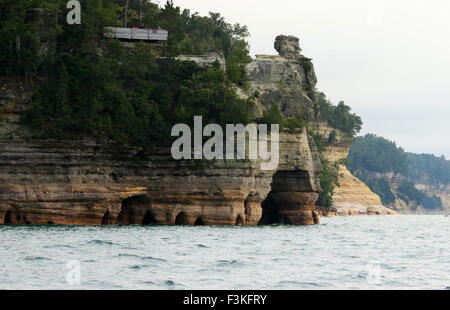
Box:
101;210;112;225
194;217;205;226
4;211;12;224
259;194;280;225
174;212;189;225
235;215;244;226
142;210;157;225
119;195;149;225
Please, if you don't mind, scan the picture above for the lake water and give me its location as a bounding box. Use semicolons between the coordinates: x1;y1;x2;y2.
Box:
0;215;449;290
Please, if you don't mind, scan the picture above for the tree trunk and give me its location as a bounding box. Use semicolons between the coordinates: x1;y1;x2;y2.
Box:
139;0;143;27
124;0;129;27
16;34;21;51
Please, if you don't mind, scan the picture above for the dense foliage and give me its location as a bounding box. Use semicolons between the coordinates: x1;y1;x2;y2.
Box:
347;134;445;210
397;181;424;204
126;0;252;85
360;177;396;205
347;134;408;174
397;181;442;210
311;131;340;208
317;92;362;137
407;153;450;186
0;0;252;146
257;104;305;132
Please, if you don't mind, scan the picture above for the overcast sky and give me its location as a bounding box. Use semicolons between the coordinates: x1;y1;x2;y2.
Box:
170;0;450;158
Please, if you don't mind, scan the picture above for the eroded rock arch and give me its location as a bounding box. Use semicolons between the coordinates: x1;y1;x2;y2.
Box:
194;217;205;226
235;214;245;226
118;195;149;225
260;170;319;225
174;212;190;225
142;210;157;225
101;210;112;225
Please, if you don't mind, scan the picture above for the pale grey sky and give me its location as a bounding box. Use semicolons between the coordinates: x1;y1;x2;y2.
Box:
171;0;450;158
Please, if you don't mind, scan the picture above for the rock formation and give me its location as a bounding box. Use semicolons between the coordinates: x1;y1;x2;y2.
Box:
313;121;398;216
0;36;325;226
353;171;449;214
0;130;321;226
175;52;226;71
243;35;318;120
329;166;398;216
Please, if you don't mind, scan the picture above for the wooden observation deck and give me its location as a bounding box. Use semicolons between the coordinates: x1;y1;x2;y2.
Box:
104;27;168;41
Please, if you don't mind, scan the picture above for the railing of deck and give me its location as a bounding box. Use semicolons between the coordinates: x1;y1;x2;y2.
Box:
104;27;168;41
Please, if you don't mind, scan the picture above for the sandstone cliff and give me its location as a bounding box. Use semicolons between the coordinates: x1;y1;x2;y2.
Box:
175;52;226;71
313;121;397;216
242;35;318;120
415;183;450;213
0;51;324;226
0;131;322;226
355;171;449;214
329;166;398;216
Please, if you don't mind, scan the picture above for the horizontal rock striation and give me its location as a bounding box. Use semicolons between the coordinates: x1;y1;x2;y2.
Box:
326;166;398;216
175;52;226;71
0;129;322;226
313;121;398;217
0;35;325;226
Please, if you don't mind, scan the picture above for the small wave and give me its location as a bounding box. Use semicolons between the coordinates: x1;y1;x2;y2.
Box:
142;256;166;262
216;259;240;266
24;256;52;261
276;280;323;288
88;239;115;246
197;244;209;248
118;253;166;262
164;280;185;288
42;244;75;249
271;258;288;262
118;253;141;259
129;265;141;270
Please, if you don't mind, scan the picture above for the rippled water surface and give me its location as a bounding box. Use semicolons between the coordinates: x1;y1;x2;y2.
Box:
1;215;449;289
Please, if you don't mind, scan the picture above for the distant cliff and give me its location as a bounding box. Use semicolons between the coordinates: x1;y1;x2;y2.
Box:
347;134;449;214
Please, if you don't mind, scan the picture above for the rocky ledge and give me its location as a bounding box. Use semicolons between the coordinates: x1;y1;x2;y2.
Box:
243;35;318;120
0;130;322;226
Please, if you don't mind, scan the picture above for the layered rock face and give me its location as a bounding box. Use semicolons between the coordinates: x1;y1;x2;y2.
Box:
0;130;322;226
353;171;449;214
415;183;450;213
175;52;226;71
0;36;324;226
243;35;318;120
261;131;322;225
329;166;398;216
313;121;397;216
